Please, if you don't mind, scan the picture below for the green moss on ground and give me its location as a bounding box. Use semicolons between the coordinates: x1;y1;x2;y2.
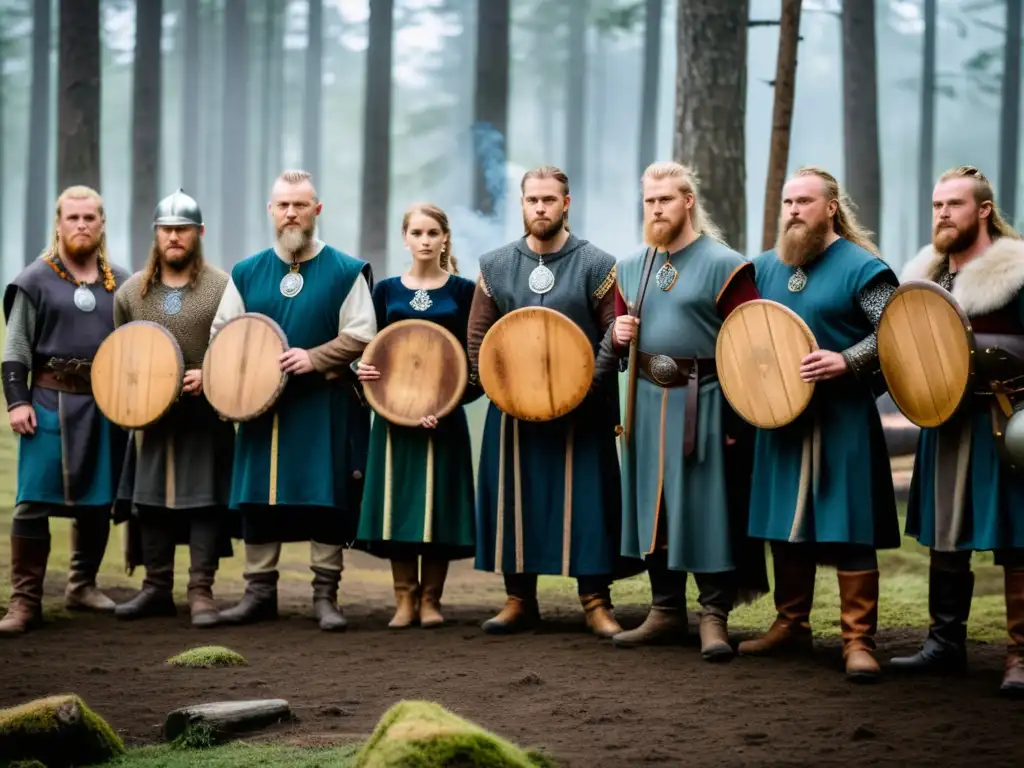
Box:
106;742;360;767
166;646;247;668
0;694;125;766
354;700;556;768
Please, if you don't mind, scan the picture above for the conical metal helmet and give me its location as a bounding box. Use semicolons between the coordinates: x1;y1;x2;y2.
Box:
153;188;203;228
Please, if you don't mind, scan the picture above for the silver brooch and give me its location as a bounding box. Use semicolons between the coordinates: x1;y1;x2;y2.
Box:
787;268;807;293
162;289;183;315
410;289;432;311
73;285;96;313
528;258;555;295
280;270;303;298
655;261;678;291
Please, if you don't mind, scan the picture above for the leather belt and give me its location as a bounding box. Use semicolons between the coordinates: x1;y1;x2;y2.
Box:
637;352;716;458
32;356;93;395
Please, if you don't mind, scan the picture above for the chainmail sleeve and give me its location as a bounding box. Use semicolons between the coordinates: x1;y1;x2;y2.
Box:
841;278;897;378
2;290;36;409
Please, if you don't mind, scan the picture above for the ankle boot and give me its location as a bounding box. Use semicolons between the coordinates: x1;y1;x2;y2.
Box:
838;569;881;682
389;560;420;629
311;566;347;632
738;554;816;656
699;612;734;662
613;560;688;649
115;523;176;621
482;574;540;634
1001;568;1024;697
65;517;116;612
0;536;50;636
419;558;448;628
891;567;972;673
219;570;278;625
580;593;622;638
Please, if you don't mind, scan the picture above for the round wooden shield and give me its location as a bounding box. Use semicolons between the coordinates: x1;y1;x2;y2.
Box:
877;280;974;428
92;321;184;429
716;299;819;429
478;306;595;422
203;313;289;422
361;319;468;427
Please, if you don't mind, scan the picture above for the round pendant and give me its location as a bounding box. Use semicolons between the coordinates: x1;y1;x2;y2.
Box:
410;289;432;312
280;271;304;298
528;264;555;295
787;268;808;293
162;289;183;316
73;285;96;313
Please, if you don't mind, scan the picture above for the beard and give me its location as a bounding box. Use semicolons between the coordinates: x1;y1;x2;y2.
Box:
277;222;314;255
158;244;197;272
932;217;979;255
523;212;564;241
776;217;829;267
61;232;100;262
644;214;686;249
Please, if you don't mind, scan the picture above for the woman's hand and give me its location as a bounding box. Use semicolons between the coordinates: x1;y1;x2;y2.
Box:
419;415;438;429
356;361;380;381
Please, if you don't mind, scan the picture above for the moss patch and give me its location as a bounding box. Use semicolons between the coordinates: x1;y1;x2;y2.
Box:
354;700;557;768
0;693;125;766
166;646;247;669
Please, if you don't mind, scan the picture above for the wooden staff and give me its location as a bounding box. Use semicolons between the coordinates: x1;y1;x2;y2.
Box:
622;248;656;444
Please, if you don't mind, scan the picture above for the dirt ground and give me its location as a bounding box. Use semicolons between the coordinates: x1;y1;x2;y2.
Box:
1;554;1022;768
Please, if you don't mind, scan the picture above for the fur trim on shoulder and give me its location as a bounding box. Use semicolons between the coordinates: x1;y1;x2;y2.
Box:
902;237;1024;316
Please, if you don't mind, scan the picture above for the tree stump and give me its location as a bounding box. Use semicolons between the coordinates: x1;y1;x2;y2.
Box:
163;699;292;743
0;694;125;767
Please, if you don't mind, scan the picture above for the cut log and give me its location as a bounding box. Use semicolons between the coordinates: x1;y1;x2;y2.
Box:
163;699;292;743
0;694;125;766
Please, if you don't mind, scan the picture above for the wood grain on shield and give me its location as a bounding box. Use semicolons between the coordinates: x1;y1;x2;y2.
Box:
716;299;817;429
877;282;972;428
361;319;468;427
478;306;594;422
91;321;184;429
203;313;289;422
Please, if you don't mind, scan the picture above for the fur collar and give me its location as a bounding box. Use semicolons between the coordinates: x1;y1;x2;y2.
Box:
900;237;1024;316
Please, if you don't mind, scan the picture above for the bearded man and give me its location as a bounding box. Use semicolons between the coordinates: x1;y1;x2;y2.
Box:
468;165;635;638
211;170;375;632
111;190;236;628
737;166;900;682
602;161;767;660
891;166;1024;696
0;186;131;636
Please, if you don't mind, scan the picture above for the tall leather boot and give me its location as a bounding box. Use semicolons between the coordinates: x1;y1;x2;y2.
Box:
311;566;347;632
114;519;176;620
65;516;116;612
613;555;688;649
419;558;448;629
890;567;973;673
1000;568;1024;696
482;574;540;634
218;571;279;624
186;516;221;629
0;536;50;636
838;569;881;682
389;559;420;629
737;552;816;656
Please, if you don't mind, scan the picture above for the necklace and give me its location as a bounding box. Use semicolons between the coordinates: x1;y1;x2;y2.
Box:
787;267;808;293
162;287;185;315
280;261;304;298
654;254;678;292
43;253;104;312
410;288;432;312
528;255;555;295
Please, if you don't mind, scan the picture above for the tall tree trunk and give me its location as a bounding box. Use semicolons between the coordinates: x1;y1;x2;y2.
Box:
565;0;586;227
199;0;220;255
24;0;51;264
181;0;200;195
1000;0;1021;225
841;0;881;245
58;0;101;193
131;0;163;271
918;0;936;247
0;22;6;257
221;0;249;264
473;0;510;220
303;0;323;183
359;0;394;279
762;0;802;251
260;0;284;195
637;0;663;227
674;1;748;252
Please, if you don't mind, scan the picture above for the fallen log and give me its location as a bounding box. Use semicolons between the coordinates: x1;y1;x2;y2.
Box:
163;699;292;743
0;693;125;767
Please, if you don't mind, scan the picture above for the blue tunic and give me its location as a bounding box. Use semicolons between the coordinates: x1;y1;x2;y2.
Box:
747;239;900;549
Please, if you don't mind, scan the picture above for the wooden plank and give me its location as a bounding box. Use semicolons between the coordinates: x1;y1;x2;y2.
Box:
164;699;292;742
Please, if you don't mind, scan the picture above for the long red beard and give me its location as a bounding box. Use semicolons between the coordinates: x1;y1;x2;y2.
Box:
644;216;686;249
932;218;979;255
776;218;829;267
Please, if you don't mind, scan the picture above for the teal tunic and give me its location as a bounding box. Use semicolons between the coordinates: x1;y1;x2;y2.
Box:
356;275;480;560
228;246;372;545
748;239;900;549
617;237;748;573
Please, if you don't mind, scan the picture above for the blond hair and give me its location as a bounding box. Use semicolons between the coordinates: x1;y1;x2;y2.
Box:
402;203;459;275
273;169;319;200
46;185;116;292
521;165;572;232
641;161;725;244
937;165;1022;241
790;166;880;257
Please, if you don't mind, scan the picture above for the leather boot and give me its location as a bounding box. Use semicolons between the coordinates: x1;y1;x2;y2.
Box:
218;570;278;624
838;569;881;682
1000;568;1024;697
311;566;347;632
0;536;50;636
891;567;972;673
738;553;816;656
65;517;116;612
699;612;734;662
389;559;420;629
581;593;622;638
186;518;221;628
482;574;540;634
613;559;688;649
419;558;448;629
115;521;176;621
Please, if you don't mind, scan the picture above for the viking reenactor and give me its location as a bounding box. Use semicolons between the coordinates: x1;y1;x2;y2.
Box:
889;166;1024;696
211;170;375;632
604;161;767;660
110;190;236;628
355;203;481;629
737;166;900;681
468;165;633;638
0;186;130;636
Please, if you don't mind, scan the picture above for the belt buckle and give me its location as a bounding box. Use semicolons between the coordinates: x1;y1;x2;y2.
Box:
648;354;679;386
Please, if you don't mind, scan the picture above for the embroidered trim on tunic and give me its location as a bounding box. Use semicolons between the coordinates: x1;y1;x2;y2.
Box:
593;266;616;300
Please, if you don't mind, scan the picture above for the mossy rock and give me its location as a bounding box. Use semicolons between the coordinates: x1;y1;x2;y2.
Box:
166;646;247;668
0;694;125;767
353;700;557;768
